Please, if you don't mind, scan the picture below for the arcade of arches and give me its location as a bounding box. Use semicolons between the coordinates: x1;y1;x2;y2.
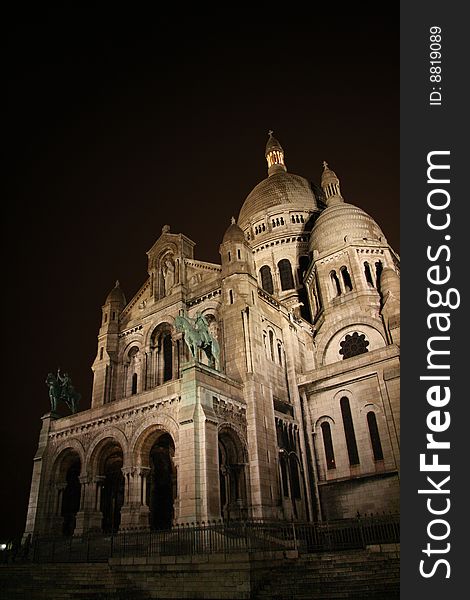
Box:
45;425;254;536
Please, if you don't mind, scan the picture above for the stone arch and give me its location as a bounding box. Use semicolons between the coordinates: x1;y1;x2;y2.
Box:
313;415;336;433
218;424;248;520
147;321;178;387
86;431;127;533
118;340;144;397
359;402;384;416
85;427;130;473
317;317;387;366
49;438;86;479
145;315;176;347
131;422;178;530
48;443;84;536
131;421;177;468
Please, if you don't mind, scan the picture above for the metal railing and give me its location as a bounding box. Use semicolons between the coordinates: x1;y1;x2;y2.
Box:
18;514;399;564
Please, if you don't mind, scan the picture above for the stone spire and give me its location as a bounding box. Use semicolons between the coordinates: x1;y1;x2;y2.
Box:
265;130;287;176
321;161;343;206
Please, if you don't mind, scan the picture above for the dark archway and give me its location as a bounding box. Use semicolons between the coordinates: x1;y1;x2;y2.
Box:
218;428;247;520
147;433;175;530
100;443;125;533
61;456;81;536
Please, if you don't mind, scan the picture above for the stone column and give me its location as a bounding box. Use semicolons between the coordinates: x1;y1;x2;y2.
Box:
119;467;151;529
74;474;102;535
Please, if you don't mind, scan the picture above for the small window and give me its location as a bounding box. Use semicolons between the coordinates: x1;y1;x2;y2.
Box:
112;311;116;321
103;313;108;324
269;330;275;361
375;261;383;291
367;412;384;461
260;266;274;295
340;397;359;466
278;259;294;291
364;262;374;286
228;251;231;262
99;347;104;360
237;249;241;260
340;267;353;292
277;342;283;365
330;271;341;297
321;422;336;469
131;373;138;395
229;289;234;304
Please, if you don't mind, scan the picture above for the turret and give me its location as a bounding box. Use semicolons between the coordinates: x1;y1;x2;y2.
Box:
219;217;255;279
91;281;126;407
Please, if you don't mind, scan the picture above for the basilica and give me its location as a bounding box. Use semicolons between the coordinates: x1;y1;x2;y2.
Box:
25;133;400;538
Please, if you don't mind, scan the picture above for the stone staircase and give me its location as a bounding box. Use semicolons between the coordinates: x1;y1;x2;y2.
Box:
0;545;399;599
252;546;400;599
0;563;147;600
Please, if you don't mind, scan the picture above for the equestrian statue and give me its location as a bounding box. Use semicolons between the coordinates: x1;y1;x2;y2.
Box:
46;368;81;414
174;311;220;371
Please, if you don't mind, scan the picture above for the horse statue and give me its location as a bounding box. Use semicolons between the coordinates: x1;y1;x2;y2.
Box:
46;369;81;414
175;311;220;371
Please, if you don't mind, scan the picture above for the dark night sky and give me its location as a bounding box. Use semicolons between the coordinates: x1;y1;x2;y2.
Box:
3;5;399;538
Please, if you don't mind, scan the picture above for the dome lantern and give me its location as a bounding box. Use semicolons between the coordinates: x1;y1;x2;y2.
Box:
321;161;343;206
265;130;287;176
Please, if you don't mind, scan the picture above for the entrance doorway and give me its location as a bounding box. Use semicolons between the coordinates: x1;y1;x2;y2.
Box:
100;444;125;533
61;457;81;536
147;433;175;530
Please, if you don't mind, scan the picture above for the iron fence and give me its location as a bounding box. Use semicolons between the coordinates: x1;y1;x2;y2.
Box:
17;514;399;563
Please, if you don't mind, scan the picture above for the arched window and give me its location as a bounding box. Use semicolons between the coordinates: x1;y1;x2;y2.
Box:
364;262;374;286
298;255;310;284
367;411;384;461
341;266;353;292
162;332;173;382
131;373;138;395
269;330;275;361
150;325;174;388
321;422;336;469
340;397;359;465
277;342;283;365
330;271;341;297
260;266;274;295
375;260;383;291
278;259;294;291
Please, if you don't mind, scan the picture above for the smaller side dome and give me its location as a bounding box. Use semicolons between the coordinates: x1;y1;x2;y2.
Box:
380;268;400;297
222;217;246;244
105;280;127;306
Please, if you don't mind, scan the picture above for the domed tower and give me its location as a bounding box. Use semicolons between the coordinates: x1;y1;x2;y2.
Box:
91;280;127;407
238;131;321;319
305;162;400;365
220;217;256;279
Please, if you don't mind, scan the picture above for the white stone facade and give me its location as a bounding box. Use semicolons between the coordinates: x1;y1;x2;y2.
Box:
25;134;400;537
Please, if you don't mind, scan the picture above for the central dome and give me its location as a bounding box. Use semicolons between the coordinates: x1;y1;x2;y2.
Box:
238;171;318;230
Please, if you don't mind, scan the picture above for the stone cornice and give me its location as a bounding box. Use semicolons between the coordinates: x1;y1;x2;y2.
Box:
49;395;180;441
